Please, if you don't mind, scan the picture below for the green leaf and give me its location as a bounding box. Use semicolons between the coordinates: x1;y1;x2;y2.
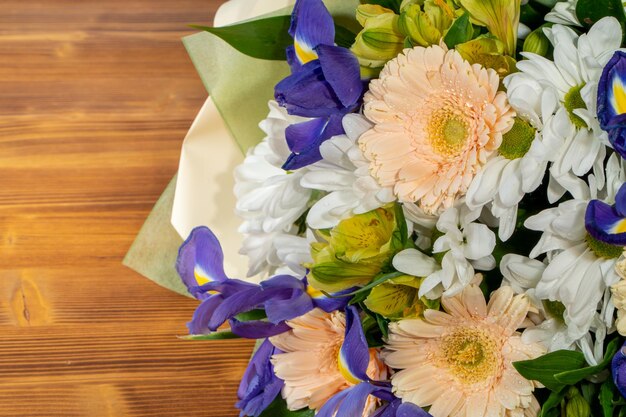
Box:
513;350;588;391
394;202;408;246
554;338;620;385
576;0;626;39
443;13;473;49
375;312;389;339
190;15;293;61
259;396;315;417
335;24;357;48
540;388;566;417
323;271;404;298
600;379;617;417
191;16;358;61
235;309;267;322
179;331;240;340
520;2;547;27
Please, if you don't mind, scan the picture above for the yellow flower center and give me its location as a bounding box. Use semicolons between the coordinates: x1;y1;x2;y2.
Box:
585;233;623;259
564;83;588;129
428;109;470;158
499;117;536;160
440;327;501;385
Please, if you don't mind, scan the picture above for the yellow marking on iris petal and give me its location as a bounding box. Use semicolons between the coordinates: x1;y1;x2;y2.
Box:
337;350;362;385
612;77;626;115
612;218;626;234
194;269;211;286
306;285;324;299
294;40;318;64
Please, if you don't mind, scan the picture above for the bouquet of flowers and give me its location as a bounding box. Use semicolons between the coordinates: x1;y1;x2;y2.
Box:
140;0;626;415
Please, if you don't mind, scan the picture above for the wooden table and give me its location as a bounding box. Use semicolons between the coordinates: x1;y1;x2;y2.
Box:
0;1;255;415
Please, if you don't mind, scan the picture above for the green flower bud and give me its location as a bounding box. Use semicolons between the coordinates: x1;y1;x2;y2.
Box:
398;1;456;47
356;4;394;27
565;387;591;417
307;205;403;292
523;26;551;57
364;275;440;319
351;12;405;68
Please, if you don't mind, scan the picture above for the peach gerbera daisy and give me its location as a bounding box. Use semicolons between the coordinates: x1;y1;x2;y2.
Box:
359;45;515;214
269;308;386;413
383;282;545;417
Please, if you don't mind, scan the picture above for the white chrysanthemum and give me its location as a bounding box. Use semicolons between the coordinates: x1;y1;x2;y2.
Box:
501;254;607;365
467;77;560;241
234;101;312;277
301;114;395;230
523;155;625;359
393;204;496;299
237;229;311;278
509;18;622;201
545;0;581;26
612;255;626;336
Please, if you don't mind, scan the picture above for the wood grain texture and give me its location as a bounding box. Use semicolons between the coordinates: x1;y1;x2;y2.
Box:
0;1;256;416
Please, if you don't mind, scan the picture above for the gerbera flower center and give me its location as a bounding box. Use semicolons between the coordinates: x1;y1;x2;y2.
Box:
499;117;536;159
564;83;588;129
439;327;501;385
585;232;624;259
428;109;470;158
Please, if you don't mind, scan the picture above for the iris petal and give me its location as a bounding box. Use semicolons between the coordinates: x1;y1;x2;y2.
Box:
616;183;626;216
176;227;228;295
208;287;293;330
585;199;626;246
290;0;335;65
597;51;626;158
187;295;224;335
612;342;626;399
338;306;371;384
311;289;353;313
283;114;345;170
372;400;433;417
236;339;284;417
275;60;344;118
316;383;377;417
397;402;433;417
229;319;292;338
316;44;363;108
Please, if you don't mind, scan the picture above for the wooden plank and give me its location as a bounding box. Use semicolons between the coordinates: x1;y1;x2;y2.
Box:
0;1;257;416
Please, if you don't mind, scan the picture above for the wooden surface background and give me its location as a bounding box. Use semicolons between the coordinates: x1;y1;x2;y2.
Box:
0;1;256;416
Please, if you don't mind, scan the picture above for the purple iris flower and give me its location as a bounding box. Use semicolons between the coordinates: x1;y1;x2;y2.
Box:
236;339;284;417
176;226;350;337
275;0;363;170
316;306;432;417
585;182;626;246
612;340;626;398
597;51;626;159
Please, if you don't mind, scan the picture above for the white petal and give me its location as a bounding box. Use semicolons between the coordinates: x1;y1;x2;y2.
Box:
393;249;440;277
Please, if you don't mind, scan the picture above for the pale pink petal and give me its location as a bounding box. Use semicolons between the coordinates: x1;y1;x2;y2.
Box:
359;44;514;214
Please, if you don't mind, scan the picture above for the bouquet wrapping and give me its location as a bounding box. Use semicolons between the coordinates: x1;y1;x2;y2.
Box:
128;0;626;416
